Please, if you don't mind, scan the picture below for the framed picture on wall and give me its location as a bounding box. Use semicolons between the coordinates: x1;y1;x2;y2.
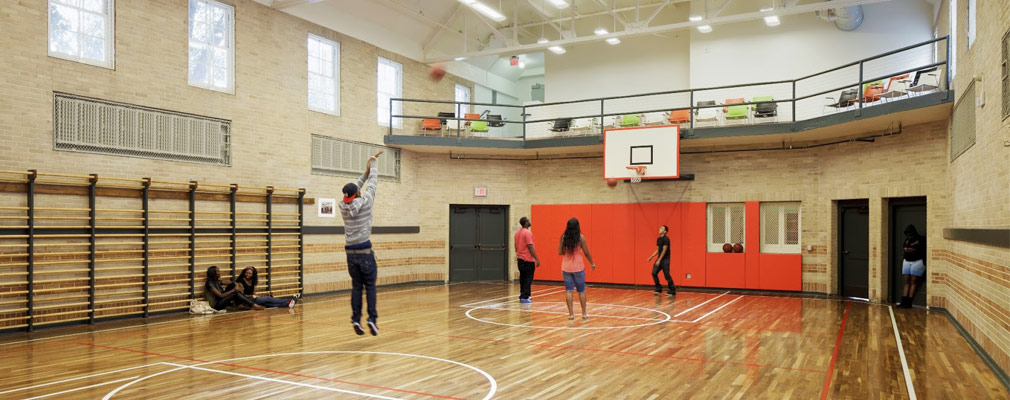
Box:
318;198;336;218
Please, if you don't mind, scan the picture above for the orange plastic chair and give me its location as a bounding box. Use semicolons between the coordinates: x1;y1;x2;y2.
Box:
421;118;442;132
464;113;481;126
723;98;745;113
667;109;691;124
862;83;885;103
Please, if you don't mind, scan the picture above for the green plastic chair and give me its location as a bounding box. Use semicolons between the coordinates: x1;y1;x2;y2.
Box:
725;105;748;120
619;114;640;127
470;120;488;133
750;96;774;111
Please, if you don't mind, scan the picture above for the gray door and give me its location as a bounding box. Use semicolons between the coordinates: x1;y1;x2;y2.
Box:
890;198;927;306
449;207;478;282
449;205;508;282
840;201;869;299
477;207;507;281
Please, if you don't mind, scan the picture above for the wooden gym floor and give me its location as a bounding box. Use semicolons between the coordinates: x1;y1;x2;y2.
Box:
0;282;1007;399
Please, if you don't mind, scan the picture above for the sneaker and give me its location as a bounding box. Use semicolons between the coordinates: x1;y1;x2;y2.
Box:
352;322;365;336
653;289;662;295
287;299;295;309
519;298;532;304
666;291;676;297
367;320;379;336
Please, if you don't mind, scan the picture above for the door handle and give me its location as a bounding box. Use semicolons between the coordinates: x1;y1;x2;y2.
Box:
842;250;850;255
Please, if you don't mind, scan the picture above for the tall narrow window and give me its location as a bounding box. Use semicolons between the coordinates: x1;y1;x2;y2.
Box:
707;203;745;252
308;34;340;115
377;57;403;128
949;0;957;78
966;0;976;50
48;0;115;68
761;203;801;254
454;84;471;116
188;0;234;93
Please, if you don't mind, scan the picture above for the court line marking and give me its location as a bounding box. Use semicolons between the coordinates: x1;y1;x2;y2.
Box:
22;376;140;400
673;291;730;317
97;350;496;400
465;302;672;330
0;362;166;395
161;363;405;400
888;306;918;400
690;295;744;323
460;287;566;308
471;302;673;322
819;302;851;400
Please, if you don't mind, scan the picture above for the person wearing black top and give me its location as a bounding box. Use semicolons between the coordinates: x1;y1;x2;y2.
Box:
647;225;676;296
204;266;262;311
898;225;926;308
234;266;300;308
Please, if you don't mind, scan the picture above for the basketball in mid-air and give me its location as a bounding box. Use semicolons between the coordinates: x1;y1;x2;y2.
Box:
606;178;618;187
428;65;446;82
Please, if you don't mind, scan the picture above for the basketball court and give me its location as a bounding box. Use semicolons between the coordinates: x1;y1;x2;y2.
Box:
3;0;1010;399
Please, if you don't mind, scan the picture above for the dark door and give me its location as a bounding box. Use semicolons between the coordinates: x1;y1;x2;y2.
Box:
839;200;870;299
449;205;508;282
890;197;927;307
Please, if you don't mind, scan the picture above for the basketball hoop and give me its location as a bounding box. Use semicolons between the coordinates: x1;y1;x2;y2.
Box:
626;166;647;183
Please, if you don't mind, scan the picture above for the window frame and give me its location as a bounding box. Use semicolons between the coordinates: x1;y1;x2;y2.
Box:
187;0;235;94
377;57;403;129
47;0;116;69
707;203;746;253
454;83;471;117
965;0;976;50
760;202;802;254
949;0;957;78
307;34;341;116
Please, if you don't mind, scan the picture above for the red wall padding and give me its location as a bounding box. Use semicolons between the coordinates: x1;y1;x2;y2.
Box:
528;202;802;292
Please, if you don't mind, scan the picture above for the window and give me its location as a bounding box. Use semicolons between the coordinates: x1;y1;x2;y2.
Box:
760;203;801;254
949;0;957;78
53;93;231;165
966;0;976;50
377;57;403;129
188;0;234;93
454;84;471;116
707;203;745;252
311;135;400;181
48;0;115;68
1002;28;1009;120
307;34;340;115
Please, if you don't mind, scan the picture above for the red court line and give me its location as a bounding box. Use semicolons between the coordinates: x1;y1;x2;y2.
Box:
75;342;469;400
819;303;851;400
255;315;825;374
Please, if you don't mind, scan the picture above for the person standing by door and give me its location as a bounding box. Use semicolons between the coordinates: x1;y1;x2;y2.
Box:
514;217;540;303
339;150;383;336
898;224;925;308
647;225;676;296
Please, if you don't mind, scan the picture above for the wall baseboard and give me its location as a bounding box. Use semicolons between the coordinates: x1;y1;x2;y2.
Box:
929;307;1010;393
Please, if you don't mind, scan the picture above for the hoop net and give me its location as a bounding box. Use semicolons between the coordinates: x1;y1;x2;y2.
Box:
626;166;647;183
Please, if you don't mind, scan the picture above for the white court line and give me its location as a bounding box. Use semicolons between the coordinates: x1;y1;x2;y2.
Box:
673;292;730;317
0;363;165;395
690;295;744;323
22;376;139;400
460;287;566;308
161;363;405;400
473;303;670;322
888;306;918;400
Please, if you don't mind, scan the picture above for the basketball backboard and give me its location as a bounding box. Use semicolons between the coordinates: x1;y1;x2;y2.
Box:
603;125;680;181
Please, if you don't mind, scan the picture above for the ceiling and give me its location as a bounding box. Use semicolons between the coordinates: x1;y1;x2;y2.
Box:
257;0;937;73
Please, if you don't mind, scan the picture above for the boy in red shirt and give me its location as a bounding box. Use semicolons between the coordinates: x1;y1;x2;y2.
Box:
514;217;540;303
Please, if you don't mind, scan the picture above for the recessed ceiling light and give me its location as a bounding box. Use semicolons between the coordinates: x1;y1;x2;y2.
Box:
594;27;608;35
764;15;780;26
606;37;620;45
457;0;505;22
697;24;712;33
689;15;703;22
537;37;549;44
454;56;466;61
547;0;569;9
548;46;566;54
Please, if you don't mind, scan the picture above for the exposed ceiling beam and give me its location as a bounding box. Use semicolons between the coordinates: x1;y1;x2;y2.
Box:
515;0;682;29
427;0;894;63
644;0;673;26
593;0;629;28
271;0;327;10
372;0;485;52
711;0;733;18
465;5;514;46
422;4;462;56
525;0;564;36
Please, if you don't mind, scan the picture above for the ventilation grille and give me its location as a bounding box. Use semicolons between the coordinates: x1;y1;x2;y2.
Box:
950;82;976;162
311;135;400;181
54;93;230;165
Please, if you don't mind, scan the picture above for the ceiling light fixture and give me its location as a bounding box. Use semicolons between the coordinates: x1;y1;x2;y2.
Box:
537;37;549;44
688;15;702;22
548;45;566;54
606;37;620;45
454;56;466;61
763;15;780;26
594;27;608;35
697;24;712;33
546;0;569;9
457;0;506;22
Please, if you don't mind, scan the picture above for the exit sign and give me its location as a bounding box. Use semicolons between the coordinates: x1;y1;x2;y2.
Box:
474;186;487;197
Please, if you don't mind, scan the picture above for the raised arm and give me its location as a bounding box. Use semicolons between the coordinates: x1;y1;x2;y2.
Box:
360;151;382;205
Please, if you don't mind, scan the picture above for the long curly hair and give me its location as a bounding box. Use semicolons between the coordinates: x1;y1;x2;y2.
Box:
237;266;258;290
561;218;581;254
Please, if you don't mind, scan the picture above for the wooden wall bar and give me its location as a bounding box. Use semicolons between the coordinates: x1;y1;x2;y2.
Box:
0;169;306;332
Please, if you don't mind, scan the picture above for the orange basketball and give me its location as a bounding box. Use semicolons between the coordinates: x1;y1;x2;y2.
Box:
722;243;733;253
733;243;744;253
606;178;618;187
428;65;446;82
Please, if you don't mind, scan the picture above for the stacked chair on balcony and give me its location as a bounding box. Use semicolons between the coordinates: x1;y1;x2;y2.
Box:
824;89;859;113
695;100;719;126
879;74;911;102
618;114;642;127
723;98;749;125
665;109;691;126
751;96;778;123
860;80;885;105
549;118;572;133
907;66;941;95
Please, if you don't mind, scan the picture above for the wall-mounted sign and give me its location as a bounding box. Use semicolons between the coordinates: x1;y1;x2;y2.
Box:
474;186;488;197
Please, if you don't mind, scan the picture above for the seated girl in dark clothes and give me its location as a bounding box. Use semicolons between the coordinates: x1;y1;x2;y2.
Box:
234;266;300;309
204;266;262;311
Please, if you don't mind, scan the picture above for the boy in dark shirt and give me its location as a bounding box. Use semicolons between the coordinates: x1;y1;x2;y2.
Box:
647;225;676;296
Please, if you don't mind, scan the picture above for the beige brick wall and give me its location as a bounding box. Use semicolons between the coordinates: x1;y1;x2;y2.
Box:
933;0;1010;374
